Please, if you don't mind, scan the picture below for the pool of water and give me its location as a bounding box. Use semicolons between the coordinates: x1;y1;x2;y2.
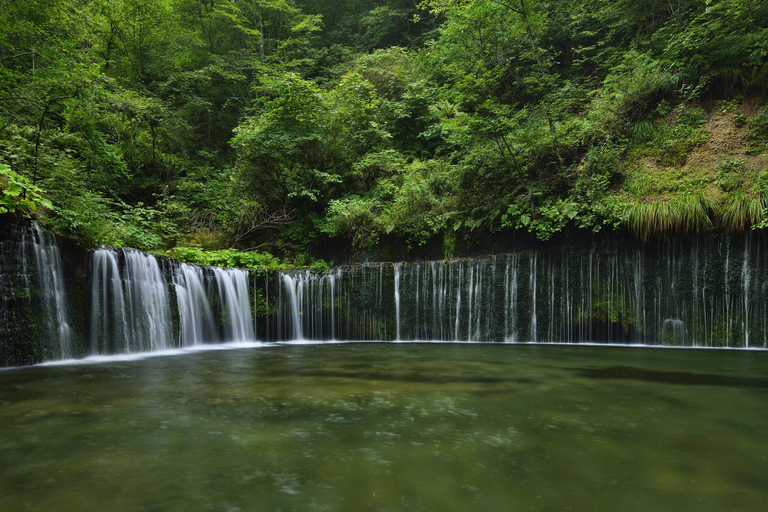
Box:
1;342;767;511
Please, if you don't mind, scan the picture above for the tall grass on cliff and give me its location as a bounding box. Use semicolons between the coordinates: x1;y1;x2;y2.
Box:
625;194;715;241
720;193;766;233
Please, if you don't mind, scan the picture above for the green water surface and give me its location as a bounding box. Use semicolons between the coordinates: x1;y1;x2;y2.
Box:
1;342;767;511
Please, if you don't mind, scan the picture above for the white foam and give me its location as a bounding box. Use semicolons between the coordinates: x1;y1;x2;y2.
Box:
36;341;273;367
23;339;768;369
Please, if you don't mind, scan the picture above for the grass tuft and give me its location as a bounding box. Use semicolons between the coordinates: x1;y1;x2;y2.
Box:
720;193;766;233
625;194;714;241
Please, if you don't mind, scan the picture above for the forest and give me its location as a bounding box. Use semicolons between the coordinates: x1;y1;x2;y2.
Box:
1;0;767;266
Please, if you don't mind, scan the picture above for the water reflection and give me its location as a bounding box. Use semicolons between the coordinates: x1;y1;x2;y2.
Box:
571;365;768;388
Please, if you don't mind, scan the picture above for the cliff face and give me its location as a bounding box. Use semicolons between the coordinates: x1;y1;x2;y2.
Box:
2;217;768;367
0;217;88;366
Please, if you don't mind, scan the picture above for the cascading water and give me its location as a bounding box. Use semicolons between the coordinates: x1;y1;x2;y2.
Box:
90;247;173;353
174;263;217;346
173;263;255;345
0;221;73;364
261;235;768;347
27;223;72;358
277;270;342;341
124;249;174;351
213;267;254;342
394;263;401;340
281;273;304;340
4;223;768;367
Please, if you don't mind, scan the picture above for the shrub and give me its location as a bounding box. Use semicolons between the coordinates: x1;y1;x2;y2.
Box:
715;158;746;192
0;164;53;216
166;247;282;269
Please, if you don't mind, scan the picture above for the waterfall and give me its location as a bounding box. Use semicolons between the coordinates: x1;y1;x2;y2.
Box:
5;224;768;367
394;263;401;341
275;266;395;342
90;247;172;353
174;263;216;346
0;221;73;362
454;262;462;341
172;263;255;345
213;267;254;342
124;250;173;351
504;255;519;342
281;273;304;340
529;253;538;343
91;252;256;351
90;248;124;353
328;270;337;340
742;236;752;348
260;236;768;347
28;223;72;358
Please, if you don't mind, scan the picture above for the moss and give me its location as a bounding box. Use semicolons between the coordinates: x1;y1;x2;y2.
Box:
0;304;46;366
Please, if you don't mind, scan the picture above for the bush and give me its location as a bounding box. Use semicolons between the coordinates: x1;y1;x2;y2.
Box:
656;104;708;165
721;193;765;233
715;158;746;192
749;107;768;148
49;190;172;250
166;247;282;269
0;164;53;216
321;195;381;249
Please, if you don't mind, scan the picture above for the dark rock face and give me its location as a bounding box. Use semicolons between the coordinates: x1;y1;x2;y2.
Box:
2;215;768;367
0;219;38;366
0;217;90;366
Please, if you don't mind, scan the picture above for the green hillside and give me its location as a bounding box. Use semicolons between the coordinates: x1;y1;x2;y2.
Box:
1;0;767;264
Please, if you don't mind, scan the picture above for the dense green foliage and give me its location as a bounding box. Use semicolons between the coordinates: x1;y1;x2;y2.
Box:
0;164;53;215
1;0;767;262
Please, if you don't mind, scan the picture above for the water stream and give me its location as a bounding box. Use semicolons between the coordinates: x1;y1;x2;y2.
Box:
26;222;72;358
90;247;173;354
173;263;217;346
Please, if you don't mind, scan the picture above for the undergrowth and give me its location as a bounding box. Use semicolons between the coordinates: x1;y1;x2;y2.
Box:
164;246;330;273
625;195;715;241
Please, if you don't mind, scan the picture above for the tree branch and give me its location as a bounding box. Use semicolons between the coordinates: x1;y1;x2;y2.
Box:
1;50;38;63
487;0;523;14
233;207;296;246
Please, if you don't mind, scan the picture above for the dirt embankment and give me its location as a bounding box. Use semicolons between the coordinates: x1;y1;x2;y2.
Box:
629;97;767;202
684;98;764;174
